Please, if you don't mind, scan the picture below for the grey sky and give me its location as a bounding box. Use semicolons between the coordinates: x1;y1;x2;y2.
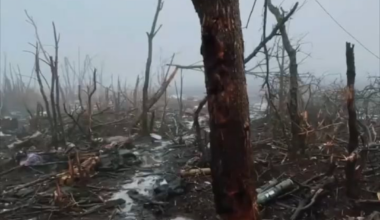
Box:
1;0;379;96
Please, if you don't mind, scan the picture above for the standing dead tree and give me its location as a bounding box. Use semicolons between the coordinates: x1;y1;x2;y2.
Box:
157;53;175;134
51;23;65;144
63;69;97;140
34;45;54;136
193;96;208;164
268;0;306;156
261;0;291;146
174;70;184;118
141;0;164;135
133;67;178;129
26;11;65;146
275;37;287;113
133;75;140;110
190;0;260;219
344;42;361;199
86;70;97;140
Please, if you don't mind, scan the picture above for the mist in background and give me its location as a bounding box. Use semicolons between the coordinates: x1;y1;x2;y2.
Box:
1;0;379;102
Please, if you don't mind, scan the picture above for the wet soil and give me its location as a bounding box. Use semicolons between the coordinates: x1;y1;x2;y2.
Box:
1;135;379;220
150;142;379;220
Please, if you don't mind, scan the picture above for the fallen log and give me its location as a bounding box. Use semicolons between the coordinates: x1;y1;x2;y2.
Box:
180;168;211;176
7;131;43;152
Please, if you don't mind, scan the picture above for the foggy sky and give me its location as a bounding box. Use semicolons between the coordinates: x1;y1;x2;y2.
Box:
1;0;379;97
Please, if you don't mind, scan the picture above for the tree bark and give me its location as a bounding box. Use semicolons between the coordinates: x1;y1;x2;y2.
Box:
190;1;259;219
345;42;360;199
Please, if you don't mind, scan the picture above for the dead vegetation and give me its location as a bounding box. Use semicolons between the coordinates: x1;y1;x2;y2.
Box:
0;1;379;220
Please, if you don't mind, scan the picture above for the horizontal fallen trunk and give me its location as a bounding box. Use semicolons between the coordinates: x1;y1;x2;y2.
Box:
180;168;211;176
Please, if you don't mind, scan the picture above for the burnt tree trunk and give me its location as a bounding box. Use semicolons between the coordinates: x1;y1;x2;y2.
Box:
190;1;259;219
345;42;360;199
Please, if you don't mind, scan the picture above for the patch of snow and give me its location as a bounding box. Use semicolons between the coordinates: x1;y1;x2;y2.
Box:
111;140;171;217
169;94;186;100
150;133;162;140
111;175;159;213
0;131;10;137
252;102;268;112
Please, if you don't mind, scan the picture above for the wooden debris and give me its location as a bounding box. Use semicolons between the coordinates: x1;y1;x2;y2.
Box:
180;168;211;176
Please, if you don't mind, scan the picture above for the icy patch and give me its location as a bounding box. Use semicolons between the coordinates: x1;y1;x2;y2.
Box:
111;140;170;217
111;175;159;213
151;140;171;152
140;153;162;167
150;133;162;140
252;102;268;111
0;131;10;137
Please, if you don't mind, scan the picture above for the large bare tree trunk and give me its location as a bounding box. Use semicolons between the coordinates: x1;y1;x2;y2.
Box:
190;1;259;219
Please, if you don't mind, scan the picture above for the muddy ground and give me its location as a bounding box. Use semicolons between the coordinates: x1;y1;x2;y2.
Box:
1;125;380;220
152;143;380;220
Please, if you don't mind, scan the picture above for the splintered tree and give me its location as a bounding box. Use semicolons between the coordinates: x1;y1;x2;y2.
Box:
344;42;360;199
190;0;259;219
